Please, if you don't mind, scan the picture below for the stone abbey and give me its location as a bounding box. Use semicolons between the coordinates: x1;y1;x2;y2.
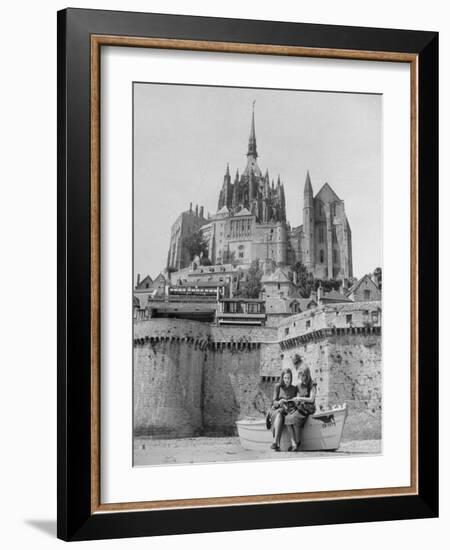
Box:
167;105;353;282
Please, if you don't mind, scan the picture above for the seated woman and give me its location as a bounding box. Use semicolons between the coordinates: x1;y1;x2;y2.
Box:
270;366;317;452
292;366;317;447
270;367;301;452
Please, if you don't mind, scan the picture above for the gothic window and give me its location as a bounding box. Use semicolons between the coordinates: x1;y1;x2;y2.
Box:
332;226;337;243
320;250;324;263
346;314;352;324
239;252;244;258
319;225;324;243
333;249;338;264
364;289;371;300
306;320;311;329
371;311;379;323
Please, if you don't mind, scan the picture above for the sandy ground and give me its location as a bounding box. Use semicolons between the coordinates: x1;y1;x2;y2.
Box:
134;436;381;466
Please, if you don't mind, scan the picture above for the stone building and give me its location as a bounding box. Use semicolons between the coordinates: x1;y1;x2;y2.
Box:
165;105;353;281
346;274;382;302
296;174;353;280
134;272;167;308
166;204;206;271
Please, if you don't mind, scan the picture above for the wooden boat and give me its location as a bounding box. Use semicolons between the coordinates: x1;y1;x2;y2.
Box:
236;404;348;452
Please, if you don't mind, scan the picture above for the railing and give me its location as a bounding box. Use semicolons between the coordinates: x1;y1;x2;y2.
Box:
165;295;217;302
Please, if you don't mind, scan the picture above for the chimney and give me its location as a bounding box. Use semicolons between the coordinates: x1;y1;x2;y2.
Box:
195;204;198;216
200;206;204;218
189;202;192;212
136;273;141;287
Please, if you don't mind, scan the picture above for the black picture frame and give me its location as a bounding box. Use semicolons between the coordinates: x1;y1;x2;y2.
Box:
57;7;438;542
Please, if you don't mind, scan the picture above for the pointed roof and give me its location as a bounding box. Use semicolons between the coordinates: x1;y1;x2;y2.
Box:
215;205;229;218
261;267;292;284
236;207;252;216
322;289;352;303
135;275;153;289
315;182;342;202
153;272;166;284
346;274;378;296
304;170;313;195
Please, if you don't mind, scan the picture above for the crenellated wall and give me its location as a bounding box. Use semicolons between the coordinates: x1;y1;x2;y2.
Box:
134;319;276;437
134;311;382;440
279;331;381;440
134;340;204;437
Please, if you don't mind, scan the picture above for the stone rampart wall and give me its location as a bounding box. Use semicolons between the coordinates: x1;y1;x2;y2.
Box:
134;317;381;440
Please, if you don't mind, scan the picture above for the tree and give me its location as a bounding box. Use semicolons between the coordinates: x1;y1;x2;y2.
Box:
373;267;382;290
292;262;315;298
315;278;341;294
183;231;209;262
236;260;262;299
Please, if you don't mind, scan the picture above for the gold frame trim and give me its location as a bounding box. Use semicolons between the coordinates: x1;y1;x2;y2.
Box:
90;35;419;514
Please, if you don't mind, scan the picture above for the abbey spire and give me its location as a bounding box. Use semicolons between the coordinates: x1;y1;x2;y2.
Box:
215;104;286;223
247;100;258;159
243;102;262;178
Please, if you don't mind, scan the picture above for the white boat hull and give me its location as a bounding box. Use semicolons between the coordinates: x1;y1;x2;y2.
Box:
236;405;348;452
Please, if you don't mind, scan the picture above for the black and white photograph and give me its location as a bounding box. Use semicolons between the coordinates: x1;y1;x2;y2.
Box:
133;83;382;466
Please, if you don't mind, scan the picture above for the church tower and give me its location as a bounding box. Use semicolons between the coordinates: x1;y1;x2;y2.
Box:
303;170;315;270
217;163;231;211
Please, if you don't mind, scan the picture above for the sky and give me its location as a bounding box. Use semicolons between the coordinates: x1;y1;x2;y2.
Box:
134;82;382;281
